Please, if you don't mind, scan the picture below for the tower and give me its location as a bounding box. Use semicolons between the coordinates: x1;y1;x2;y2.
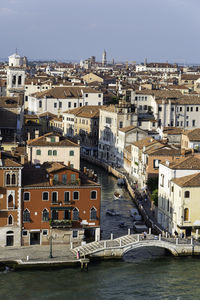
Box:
6;52;26;97
102;49;107;66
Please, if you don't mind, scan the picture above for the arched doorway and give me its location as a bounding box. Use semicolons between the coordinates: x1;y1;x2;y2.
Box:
6;231;14;246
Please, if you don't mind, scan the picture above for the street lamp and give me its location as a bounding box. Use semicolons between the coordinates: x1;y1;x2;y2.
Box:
48;234;55;258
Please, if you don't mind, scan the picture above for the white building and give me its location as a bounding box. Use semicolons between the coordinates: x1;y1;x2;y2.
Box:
28;87;103;115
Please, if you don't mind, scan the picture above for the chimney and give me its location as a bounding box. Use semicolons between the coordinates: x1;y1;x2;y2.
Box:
68;161;71;167
35;130;39;139
20;155;25;165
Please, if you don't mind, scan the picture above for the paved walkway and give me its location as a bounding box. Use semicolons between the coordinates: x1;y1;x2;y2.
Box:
0;244;76;263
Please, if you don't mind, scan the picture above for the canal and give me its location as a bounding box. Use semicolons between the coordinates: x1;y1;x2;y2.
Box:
1;161;200;300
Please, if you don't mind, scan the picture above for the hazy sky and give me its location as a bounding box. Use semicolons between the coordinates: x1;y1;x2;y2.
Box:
0;0;199;63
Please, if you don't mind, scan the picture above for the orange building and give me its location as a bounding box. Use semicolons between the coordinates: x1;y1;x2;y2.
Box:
21;162;101;246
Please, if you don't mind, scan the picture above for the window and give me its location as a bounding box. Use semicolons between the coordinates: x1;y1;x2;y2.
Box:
42;209;49;221
64;191;70;203
59;102;62;108
71;174;76;183
184;208;189;221
91;191;97;200
62;174;67;184
69;150;74;156
73;191;79;200
153;159;160;169
160;174;164;187
42;230;48;235
42;192;49;201
68;102;71;108
51;137;55;142
159;106;162;112
72;230;78;238
74;103;77;108
72;208;79;220
106;117;111;124
98;94;101;98
39;100;42;108
64;210;70;220
22;230;28;236
6;174;10;185
192;120;196;127
54;103;57;108
191;107;193;112
85;102;88;106
90;207;97;220
85;94;88;97
52;192;58;203
8;215;13;225
51;210;58;220
119;121;123;128
53;150;57;156
184;191;190;198
36;149;41;155
187;107;189;112
24;192;30;201
54;174;58;183
23;209;30;222
180;107;182;112
48;150;52;156
186;121;189;127
196;107;199;112
11;174;16;185
8;194;14;208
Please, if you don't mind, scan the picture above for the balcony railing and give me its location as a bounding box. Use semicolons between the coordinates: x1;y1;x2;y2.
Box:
50;219;72;228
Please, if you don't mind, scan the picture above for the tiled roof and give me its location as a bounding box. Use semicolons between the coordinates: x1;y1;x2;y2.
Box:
182;128;200;141
118;125;137;133
27;132;79;147
172;172;200;187
132;137;158;149
164;155;200;169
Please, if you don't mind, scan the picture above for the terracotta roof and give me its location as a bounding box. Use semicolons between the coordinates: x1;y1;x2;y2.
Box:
27;132;79;147
132;137;158;149
119;125;137;133
63;105;102;118
164;155;200;169
163;127;183;135
182;128;200;141
100;105;115;112
172;172;200;187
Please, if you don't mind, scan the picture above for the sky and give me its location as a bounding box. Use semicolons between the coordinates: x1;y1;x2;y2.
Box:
0;0;200;63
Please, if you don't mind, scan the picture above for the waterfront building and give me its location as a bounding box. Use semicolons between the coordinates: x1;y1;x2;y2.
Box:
21;162;101;246
27;132;80;170
157;155;200;235
0;151;23;247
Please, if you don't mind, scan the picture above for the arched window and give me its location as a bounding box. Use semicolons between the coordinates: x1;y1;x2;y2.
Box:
72;208;79;221
51;210;58;220
69;150;74;156
8;215;13;225
42;209;49;222
53;150;57;156
23;209;30;222
8;194;14;208
48;150;52;156
184;191;190;198
11;174;16;185
184;208;189;221
6;174;10;185
90;207;97;220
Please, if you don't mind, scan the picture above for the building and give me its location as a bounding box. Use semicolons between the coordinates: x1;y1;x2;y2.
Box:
181;128;200;152
0;151;23;247
102;50;107;66
27;132;80;170
22;162;101;246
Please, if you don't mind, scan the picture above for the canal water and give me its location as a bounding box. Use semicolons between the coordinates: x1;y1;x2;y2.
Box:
1;161;200;300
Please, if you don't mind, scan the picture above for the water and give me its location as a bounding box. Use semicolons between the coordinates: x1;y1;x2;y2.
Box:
1;161;200;300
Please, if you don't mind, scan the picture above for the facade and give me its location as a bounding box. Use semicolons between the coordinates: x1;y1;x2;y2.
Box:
0;152;23;247
181;128;200;152
28;87;103;115
27;132;80;170
136;63;178;73
157;155;200;234
98;100;137;164
22;163;101;246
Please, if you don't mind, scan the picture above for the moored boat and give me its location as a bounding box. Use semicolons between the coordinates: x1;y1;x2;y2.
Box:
114;191;122;200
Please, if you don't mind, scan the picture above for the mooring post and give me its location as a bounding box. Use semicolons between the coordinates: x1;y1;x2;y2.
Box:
149;227;151;235
120;239;122;247
165;232;168;238
137;234;140;242
191;237;194;245
70;242;73;250
159;234;161;241
104;241;106;248
128;228;131;235
176;238;179;245
111;233;113;240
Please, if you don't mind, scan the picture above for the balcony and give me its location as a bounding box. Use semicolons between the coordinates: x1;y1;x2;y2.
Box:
50;219;72;228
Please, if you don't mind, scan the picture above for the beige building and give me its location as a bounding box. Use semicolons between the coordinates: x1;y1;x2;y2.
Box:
82;73;103;84
181;128;200;152
27;132;80;170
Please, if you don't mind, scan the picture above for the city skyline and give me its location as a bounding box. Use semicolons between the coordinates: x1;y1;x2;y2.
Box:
0;0;200;63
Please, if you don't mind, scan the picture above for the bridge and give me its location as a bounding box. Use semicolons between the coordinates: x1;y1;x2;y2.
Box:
71;233;200;259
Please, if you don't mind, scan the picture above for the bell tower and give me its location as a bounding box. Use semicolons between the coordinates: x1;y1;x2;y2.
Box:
102;49;107;66
6;52;26;97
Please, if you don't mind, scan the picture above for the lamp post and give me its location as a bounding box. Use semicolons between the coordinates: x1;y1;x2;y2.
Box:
48;234;55;259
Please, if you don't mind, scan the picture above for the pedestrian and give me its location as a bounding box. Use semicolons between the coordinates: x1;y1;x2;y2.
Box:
77;250;80;260
143;231;147;239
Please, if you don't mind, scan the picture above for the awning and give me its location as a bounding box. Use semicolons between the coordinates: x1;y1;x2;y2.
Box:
50;207;72;210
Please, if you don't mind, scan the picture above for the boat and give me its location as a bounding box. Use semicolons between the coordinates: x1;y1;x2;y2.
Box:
130;208;142;221
114;191;122;200
118;221;127;228
106;209;120;216
133;221;148;233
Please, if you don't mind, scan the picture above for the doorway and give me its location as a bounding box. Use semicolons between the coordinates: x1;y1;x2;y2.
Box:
6;233;14;246
30;232;40;245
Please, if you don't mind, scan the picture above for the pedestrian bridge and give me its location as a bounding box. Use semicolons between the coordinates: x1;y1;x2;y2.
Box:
72;234;200;258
